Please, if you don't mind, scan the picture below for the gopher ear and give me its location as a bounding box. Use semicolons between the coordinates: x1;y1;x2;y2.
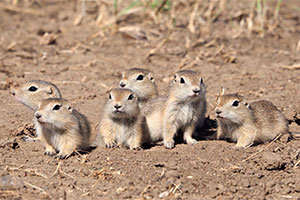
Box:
105;87;113;94
147;73;155;83
244;101;250;108
49;86;62;98
173;73;178;82
200;78;204;85
48;86;54;95
66;103;73;112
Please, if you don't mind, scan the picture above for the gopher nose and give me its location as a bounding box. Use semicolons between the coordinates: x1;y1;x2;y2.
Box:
215;109;222;115
35;113;42;119
114;104;122;109
119;81;126;88
192;86;200;94
120;83;126;88
193;88;200;94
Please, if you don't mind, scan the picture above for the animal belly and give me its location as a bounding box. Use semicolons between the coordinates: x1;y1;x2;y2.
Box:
115;125;131;146
147;112;163;142
51;133;63;152
174;106;193;127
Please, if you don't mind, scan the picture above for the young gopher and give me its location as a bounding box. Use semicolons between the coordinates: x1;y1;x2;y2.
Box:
215;90;289;148
99;88;147;149
35;98;91;158
12;80;62;111
119;68;158;106
144;70;207;149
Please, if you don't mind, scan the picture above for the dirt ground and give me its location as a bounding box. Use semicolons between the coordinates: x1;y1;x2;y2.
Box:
0;0;300;199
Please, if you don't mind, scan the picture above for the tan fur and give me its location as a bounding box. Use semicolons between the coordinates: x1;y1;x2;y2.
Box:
143;96;167;143
12;80;62;111
34;98;91;158
215;93;289;148
144;70;207;149
119;68;158;107
99;88;148;149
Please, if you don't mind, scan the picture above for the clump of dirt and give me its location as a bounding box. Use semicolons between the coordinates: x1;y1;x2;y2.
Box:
13;123;35;137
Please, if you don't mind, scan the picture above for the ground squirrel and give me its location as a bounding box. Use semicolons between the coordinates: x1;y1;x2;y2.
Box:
12;80;62;111
99;88;147;149
144;70;207;149
215;89;289;148
119;68;158;106
34;98;91;158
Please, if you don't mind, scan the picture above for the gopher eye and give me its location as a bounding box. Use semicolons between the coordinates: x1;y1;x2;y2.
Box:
150;77;153;81
180;78;185;84
109;94;112;100
53;104;61;110
232;100;239;107
136;74;144;81
128;94;134;100
28;86;38;92
174;75;177;82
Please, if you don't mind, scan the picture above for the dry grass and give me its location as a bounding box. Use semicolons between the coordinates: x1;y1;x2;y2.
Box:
73;0;285;37
0;0;291;42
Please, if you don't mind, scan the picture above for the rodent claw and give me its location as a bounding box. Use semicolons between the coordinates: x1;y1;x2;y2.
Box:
55;154;67;159
132;147;142;151
105;142;117;148
44;151;56;157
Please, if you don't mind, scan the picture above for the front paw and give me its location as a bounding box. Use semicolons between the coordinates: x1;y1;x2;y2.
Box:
186;138;197;145
164;139;175;149
105;141;117;148
131;146;142;151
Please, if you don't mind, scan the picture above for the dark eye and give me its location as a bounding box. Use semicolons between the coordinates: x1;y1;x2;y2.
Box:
28;86;37;92
136;74;144;81
180;78;185;84
109;94;112;99
53;105;61;110
232;100;239;107
150;77;153;81
128;94;134;100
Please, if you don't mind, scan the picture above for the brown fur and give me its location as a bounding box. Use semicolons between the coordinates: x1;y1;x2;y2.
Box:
119;68;158;107
12;80;61;111
99;88;148;149
34;98;91;158
215;92;289;148
143;70;207;149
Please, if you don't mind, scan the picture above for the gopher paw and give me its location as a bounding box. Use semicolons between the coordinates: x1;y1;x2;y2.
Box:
164;140;175;149
105;141;117;148
131;146;142;151
44;151;56;157
234;144;249;149
186;138;197;145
